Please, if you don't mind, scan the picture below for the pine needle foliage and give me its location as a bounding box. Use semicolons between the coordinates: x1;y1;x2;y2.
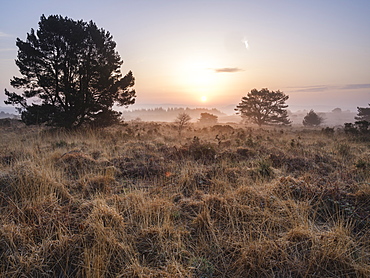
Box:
236;88;291;126
4;15;136;128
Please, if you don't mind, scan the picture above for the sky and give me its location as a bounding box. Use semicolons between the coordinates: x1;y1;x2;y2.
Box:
0;0;369;114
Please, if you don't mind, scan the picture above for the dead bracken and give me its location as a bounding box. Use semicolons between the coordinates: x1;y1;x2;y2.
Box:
0;123;369;277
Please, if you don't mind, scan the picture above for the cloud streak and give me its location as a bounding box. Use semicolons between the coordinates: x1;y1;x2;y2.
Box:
288;85;330;93
213;67;244;73
286;83;370;93
341;84;370;90
0;31;12;37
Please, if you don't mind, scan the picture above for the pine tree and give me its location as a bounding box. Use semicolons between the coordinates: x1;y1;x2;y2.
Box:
235;88;291;126
4;15;136;128
355;104;370;122
302;110;324;126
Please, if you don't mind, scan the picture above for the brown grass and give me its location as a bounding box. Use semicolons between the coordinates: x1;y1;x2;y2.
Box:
0;121;369;277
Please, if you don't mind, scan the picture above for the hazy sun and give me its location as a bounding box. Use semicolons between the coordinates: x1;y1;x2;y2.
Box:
201;96;207;102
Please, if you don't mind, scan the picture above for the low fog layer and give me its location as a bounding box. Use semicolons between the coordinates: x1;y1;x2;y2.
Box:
119;107;356;126
0;106;358;127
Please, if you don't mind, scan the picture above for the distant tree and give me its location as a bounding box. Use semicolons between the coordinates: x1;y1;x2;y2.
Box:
199;112;218;125
332;107;342;113
175;112;191;135
302;109;324;126
355;104;370;122
235;88;291;126
4;15;136;128
0;111;11;119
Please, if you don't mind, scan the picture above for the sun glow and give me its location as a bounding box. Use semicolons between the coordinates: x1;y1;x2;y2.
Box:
172;55;220;97
167;52;244;105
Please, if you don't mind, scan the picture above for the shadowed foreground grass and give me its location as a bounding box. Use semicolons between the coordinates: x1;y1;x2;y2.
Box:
0;121;369;277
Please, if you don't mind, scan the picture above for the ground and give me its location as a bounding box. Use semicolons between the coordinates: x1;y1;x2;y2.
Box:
0;120;369;277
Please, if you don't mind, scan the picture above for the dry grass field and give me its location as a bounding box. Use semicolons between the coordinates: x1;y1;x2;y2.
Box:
0;120;369;277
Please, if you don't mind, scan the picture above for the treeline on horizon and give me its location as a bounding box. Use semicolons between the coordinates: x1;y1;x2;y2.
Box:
0;111;18;119
121;107;226;122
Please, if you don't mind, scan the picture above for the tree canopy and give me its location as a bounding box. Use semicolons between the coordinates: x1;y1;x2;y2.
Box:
355;104;370;122
235;88;291;126
198;112;218;125
302;109;324;126
4;15;136;128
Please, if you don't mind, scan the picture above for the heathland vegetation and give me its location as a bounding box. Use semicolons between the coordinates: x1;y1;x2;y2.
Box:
0;120;369;277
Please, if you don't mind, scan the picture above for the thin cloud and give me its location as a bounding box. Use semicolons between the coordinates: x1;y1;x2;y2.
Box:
287;83;370;93
289;85;330;93
0;31;12;37
341;84;370;90
213;67;244;73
